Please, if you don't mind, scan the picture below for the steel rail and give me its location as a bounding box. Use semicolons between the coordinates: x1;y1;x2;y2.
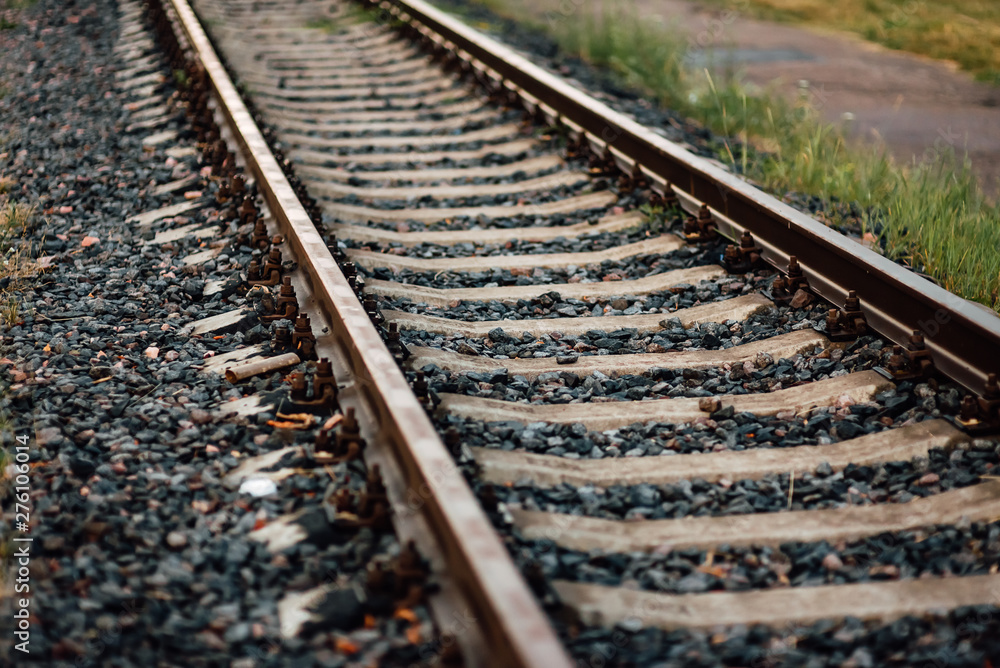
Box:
159;0;575;665
365;0;1000;397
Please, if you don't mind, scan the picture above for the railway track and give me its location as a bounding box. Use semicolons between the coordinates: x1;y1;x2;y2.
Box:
125;0;1000;664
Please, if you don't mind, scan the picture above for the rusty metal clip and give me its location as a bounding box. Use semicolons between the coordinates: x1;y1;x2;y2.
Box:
250;217;269;250
587;153;616;176
312;358;338;410
315;407;364;461
240;196;259;228
215;180;231;204
271;324;291;352
771;276;793;306
826;290;868;341
617;166;648;195
785;256;810;292
363;293;384;327
336;407;366;457
326;233;346;264
358;464;388;520
288;371;308;402
394;538;429;586
246;259;262;284
330;462;390;531
286;357;338;411
291;313;316;360
723;230;763;273
247;247;282;287
683;204;717;243
261;276;298;323
877;331;936;381
773;256;813;307
955;373;1000;433
412;370;432;411
385;321;409;362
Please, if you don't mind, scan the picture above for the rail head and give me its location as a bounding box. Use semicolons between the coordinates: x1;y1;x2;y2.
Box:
159;0;575;665
367;0;1000;397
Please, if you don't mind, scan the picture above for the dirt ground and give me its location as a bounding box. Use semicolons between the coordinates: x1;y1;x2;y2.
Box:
637;0;1000;195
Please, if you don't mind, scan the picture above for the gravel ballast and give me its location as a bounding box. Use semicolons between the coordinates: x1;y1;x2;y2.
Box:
0;2;438;665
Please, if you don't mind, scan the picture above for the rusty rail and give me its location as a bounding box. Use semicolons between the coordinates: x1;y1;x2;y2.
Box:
365;0;1000;399
156;0;575;665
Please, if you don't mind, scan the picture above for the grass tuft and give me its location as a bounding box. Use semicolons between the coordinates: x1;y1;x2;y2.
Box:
0;200;33;234
306;5;398;33
0;297;19;328
172;69;189;89
0;0;38;31
0;200;43;323
305;17;341;33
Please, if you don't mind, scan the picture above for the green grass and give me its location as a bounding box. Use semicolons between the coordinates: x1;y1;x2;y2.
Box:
0;200;41;326
307;5;402;33
0;200;34;242
698;0;1000;86
172;68;190;89
439;0;1000;309
0;297;19;328
0;0;38;29
305;17;342;33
